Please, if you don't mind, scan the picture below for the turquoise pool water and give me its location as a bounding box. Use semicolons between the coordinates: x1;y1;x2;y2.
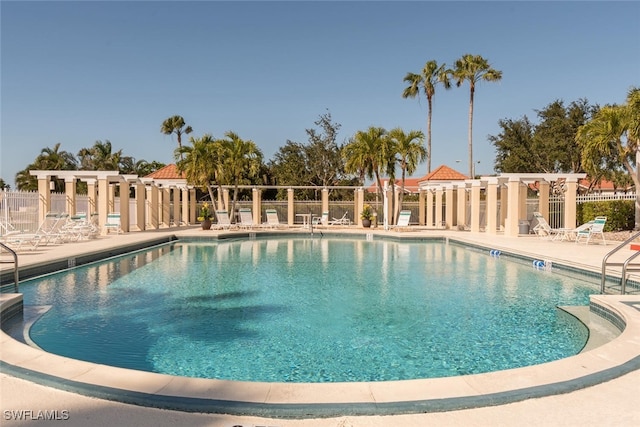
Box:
23;238;594;382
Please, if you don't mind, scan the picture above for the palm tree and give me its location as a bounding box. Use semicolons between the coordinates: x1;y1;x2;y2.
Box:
77;140;123;171
577;87;640;228
402;60;449;173
220;131;263;218
388;128;426;218
343;126;388;204
450;54;502;178
161;115;193;160
175;134;222;204
15;143;78;191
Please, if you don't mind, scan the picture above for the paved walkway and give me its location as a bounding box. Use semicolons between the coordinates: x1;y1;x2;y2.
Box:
1;227;639;426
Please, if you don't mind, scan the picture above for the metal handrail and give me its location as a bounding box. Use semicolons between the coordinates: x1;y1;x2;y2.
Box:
0;242;19;293
601;230;640;294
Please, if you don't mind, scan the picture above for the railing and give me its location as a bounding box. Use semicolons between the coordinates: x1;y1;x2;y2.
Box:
601;230;640;294
0;242;19;293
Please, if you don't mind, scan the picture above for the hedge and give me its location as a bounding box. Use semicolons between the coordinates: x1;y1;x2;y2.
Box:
577;200;635;232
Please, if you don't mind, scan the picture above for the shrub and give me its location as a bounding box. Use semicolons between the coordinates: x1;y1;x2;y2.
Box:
578;200;634;231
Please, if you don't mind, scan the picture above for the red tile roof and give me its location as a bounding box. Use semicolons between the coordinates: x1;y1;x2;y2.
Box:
144;164;185;180
367;165;468;193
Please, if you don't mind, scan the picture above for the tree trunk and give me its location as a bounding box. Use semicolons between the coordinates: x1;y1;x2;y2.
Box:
468;86;475;178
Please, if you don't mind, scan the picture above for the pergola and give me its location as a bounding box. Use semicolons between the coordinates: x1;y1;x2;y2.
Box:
29;170;195;235
418;173;587;237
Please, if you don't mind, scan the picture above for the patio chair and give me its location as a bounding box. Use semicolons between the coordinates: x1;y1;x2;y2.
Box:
214;210;233;230
575;216;607;245
265;209;286;229
104;213;123;235
0;220;42;251
329;212;350;226
531;212;560;239
389;210;412;231
238;208;255;229
312;212;329;226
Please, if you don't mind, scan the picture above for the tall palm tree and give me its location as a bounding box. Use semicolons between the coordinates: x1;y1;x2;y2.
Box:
388;128;426;218
450;54;502;178
402;60;449;173
161;115;193;160
15;143;77;191
220;131;263;217
77;140;123;171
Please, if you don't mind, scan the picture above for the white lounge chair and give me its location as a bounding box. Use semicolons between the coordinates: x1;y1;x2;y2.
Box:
575;216;607;245
329;212;350;226
0;220;42;251
531;212;560;239
265;209;286;229
214;210;233;230
389;210;411;231
238;208;254;229
104;213;123;234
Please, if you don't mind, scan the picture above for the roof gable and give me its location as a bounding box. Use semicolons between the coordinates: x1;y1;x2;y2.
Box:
144;164;185;180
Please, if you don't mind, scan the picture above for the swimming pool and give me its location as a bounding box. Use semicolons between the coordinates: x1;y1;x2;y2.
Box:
22;237;596;383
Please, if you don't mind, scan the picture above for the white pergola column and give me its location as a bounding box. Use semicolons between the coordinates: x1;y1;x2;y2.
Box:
486;178;498;234
470;181;481;233
385;185;393;225
538;180;550;221
435;187;443;228
36;175;51;223
444;185;454;230
120;181;130;233
356;188;364;227
181;187;189;226
500;184;508;230
64;177;77;215
97;177;109;236
148;185;159;230
252;188;262;225
418;190;426;226
172;187;180;227
322;188;329;215
564;178;579;229
426;189;434;228
287;188;295;226
519;182;528;224
457;184;467;229
505;177;521;237
108;184;116;213
136;182;146;231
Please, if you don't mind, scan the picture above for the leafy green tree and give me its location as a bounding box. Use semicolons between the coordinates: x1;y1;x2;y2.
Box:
304;111;345;190
577;88;640;228
490;116;537;173
402;60;449;173
450;54;502;178
268;140;312;199
161;115;193;160
533;99;597;173
388;128;426;216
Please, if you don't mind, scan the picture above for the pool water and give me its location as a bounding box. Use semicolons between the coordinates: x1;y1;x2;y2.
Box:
23;238;595;382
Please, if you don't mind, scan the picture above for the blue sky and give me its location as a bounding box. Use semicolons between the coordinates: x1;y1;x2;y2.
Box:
1;1;639;187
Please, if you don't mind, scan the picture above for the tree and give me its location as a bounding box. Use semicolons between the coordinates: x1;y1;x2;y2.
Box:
450;54;502;178
402;60;449;173
220;131;263;218
388;128;426;217
161;115;193;160
268;141;312;199
77;140;125;171
343;126;387;206
489;116;537;173
175;134;222;205
304;111;345;189
577;88;640;228
15;143;77;191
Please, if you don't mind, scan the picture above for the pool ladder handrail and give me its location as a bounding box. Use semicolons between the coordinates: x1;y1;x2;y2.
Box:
600;230;640;294
0;242;19;293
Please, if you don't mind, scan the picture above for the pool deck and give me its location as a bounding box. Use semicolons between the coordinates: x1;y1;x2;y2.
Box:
1;226;640;426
